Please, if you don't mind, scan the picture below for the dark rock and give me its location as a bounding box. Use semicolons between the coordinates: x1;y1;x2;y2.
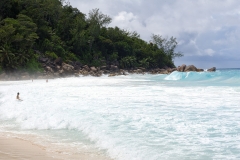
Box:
71;61;82;70
108;73;116;77
168;68;177;72
45;66;54;73
81;70;89;76
123;71;128;75
137;67;146;71
75;61;82;66
39;57;49;63
54;57;63;66
163;66;170;69
62;63;74;73
136;69;143;74
82;65;90;71
90;66;97;72
184;65;198;72
110;65;118;71
197;69;204;72
103;70;110;74
58;69;64;74
100;66;107;70
207;67;216;72
111;60;119;67
177;64;186;72
160;70;168;74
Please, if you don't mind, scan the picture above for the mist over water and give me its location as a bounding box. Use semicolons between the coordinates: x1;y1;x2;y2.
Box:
1;69;240;160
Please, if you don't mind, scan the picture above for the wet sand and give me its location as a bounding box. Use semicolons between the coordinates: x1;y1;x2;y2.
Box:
0;135;61;160
0;133;112;160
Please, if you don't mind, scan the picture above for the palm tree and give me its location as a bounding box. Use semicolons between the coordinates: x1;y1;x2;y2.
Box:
0;45;17;69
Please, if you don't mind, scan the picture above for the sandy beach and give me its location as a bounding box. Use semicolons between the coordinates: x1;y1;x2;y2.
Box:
0;135;61;160
0;132;112;160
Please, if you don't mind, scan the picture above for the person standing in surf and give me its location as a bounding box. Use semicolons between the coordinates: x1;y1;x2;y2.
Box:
16;92;22;101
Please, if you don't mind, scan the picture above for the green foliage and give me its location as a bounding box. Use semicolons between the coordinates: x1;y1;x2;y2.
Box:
120;56;138;69
90;59;103;67
82;52;92;64
45;51;58;59
109;52;118;61
25;58;43;73
0;13;38;70
139;58;150;69
151;34;183;60
0;0;183;73
88;8;112;27
66;52;79;61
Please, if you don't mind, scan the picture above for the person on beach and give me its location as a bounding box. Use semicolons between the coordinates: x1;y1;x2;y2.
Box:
16;92;22;101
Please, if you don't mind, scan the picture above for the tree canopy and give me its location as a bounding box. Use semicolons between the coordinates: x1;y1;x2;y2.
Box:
0;0;183;73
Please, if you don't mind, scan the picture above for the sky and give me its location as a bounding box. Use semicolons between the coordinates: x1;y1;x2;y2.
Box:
68;0;240;69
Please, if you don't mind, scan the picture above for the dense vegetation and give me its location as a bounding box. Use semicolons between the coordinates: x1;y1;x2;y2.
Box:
0;0;183;73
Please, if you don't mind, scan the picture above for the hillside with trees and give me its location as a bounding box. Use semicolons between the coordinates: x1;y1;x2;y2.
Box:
0;0;183;75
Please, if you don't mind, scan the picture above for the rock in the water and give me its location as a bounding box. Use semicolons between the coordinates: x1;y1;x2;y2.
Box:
207;67;216;72
184;65;198;72
197;69;204;72
177;64;186;72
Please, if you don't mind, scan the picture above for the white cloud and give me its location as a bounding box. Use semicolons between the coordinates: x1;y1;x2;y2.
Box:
114;11;136;21
204;49;215;56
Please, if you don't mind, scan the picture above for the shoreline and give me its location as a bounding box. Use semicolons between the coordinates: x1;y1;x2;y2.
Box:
0;131;112;160
0;64;216;82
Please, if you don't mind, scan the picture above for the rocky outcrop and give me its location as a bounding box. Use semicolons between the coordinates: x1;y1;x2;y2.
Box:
184;65;198;72
0;54;217;81
82;65;90;71
197;69;204;72
45;66;54;73
176;64;207;72
54;57;63;66
177;64;186;72
207;67;216;72
71;61;82;70
62;63;74;73
90;66;97;72
160;70;169;74
110;65;118;71
100;66;107;70
38;57;49;63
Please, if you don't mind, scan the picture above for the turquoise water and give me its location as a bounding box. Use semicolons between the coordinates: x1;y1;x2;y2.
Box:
0;69;240;160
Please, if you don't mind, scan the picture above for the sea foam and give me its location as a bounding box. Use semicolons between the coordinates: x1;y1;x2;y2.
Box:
0;69;240;160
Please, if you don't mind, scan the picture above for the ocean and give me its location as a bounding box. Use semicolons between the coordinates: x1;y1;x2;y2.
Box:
0;69;240;160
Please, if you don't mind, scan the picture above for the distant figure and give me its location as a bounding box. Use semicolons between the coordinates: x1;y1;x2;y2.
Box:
16;92;22;101
46;79;48;83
